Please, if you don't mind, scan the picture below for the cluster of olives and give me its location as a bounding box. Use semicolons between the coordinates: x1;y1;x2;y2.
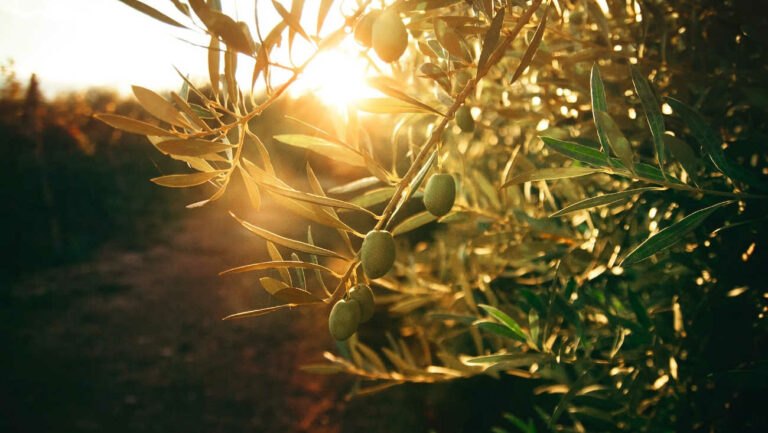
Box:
355;9;408;63
328;284;376;340
329;172;456;340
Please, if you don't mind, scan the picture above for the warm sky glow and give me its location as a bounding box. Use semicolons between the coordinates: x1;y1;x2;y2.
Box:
0;0;381;106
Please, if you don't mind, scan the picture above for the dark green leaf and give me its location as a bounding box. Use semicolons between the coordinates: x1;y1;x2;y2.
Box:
621;201;734;265
479;304;527;341
590;63;611;161
551;187;662;217
476;8;505;76
631;66;666;174
474;320;527;342
541;136;610;167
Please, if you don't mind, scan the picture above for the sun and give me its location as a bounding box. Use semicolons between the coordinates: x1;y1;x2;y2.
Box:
291;39;379;110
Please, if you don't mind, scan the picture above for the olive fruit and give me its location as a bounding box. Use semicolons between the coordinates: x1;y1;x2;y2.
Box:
372;10;408;63
354;11;381;48
455;106;474;133
361;230;396;279
329;299;360;341
423;173;456;217
349;284;375;322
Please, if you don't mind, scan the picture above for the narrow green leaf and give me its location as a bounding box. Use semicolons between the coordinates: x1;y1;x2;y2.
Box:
590;63;612;161
230;211;349;259
328;177;381;195
509;8;548;83
475;320;526;342
550;187;662;217
367;77;445;116
274;134;365;167
663;134;703;180
476;7;505;76
222;304;298;320
389;150;437;224
621;201;734;265
665;97;768;190
261;183;378;217
117;0;188;28
356;98;441;115
541;136;610;167
479;304;527;341
219;260;340;277
150;170;225;187
290;253;306;290
501;167;605;187
348;187;396;209
595;110;634;171
391;211;438;236
631;66;666;174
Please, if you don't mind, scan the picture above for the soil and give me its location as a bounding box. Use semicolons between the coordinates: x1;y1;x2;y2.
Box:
0;203;403;433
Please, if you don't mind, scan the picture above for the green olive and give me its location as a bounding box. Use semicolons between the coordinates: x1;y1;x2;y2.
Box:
372;10;408;63
354;11;381;48
361;230;396;279
423;173;456;217
455;106;474;133
329;299;360;341
349;284;375;322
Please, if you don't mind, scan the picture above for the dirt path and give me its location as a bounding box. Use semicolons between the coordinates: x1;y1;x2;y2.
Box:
2;204;366;433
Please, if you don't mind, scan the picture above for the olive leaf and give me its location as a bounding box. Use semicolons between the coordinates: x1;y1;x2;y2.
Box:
150;170;226;188
328;177;381;195
391;211;438;236
476;7;505;77
367;77;445;116
274;134;366;167
388;150;438;225
550;187;662;217
272;0;310;43
665;97;768;190
631;66;666;174
154;138;234;157
509;7;548;84
621;200;734;265
356;98;442;115
117;0;188;28
541;136;611;167
348;187;397;209
229;211;350;259
219;260;340;277
94;113;170;136
316;0;334;33
474;320;526;342
595;110;634;171
590;63;611;162
501;167;605;187
478;304;527;342
261;183;378;217
222;304;301;320
266;241;292;285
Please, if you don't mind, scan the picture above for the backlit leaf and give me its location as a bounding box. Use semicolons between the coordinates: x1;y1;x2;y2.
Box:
476;7;505;76
541;136;610;167
367;77;445;116
479;304;527;342
501;167;605;187
150;170;225;187
356;98;441;115
631;66;666;173
132;85;189;127
595;110;634;171
391;211;438;236
117;0;187;28
274;134;366;167
550;187;662;217
155;138;234;157
230;211;350;259
590;63;611;161
220;260;340;277
509;8;548;84
94;114;170;136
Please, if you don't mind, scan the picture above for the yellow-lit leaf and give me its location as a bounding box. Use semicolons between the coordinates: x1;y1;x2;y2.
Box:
230;212;350;259
132;85;189;127
356;98;440;115
155;138;234;157
219;260;340;277
94;113;170;136
274;134;366;167
150;170;225;188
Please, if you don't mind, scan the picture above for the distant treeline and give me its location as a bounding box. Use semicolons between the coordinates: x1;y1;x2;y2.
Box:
0;72;191;280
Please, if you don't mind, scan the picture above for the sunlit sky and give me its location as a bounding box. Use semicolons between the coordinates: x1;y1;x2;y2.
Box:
0;0;377;102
